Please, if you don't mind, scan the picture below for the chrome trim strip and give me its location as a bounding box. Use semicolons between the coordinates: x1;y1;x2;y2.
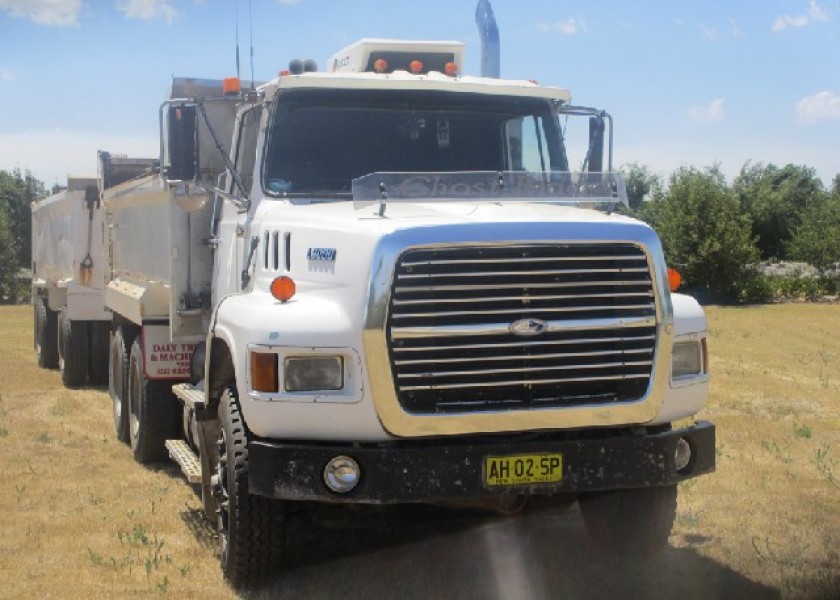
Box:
391;303;655;319
398;360;654;380
397;267;650;279
391;334;656;353
403;373;651;392
394;347;652;366
395;280;652;293
400;254;646;267
362;223;673;437
393;291;653;306
391;316;657;339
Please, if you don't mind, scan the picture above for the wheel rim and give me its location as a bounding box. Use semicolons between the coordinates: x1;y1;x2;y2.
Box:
129;358;140;441
217;427;231;563
110;337;123;425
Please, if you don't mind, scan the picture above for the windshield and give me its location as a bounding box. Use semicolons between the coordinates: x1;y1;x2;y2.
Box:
263;89;566;196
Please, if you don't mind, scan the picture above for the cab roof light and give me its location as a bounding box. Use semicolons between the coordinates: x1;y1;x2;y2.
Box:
373;58;389;73
409;59;424;74
444;62;459;77
222;77;241;94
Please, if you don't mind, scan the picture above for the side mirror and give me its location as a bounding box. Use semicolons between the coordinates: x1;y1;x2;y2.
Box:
587;116;605;173
167;105;197;181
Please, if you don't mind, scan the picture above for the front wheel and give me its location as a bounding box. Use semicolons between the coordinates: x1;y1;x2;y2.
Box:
578;485;677;558
217;384;286;584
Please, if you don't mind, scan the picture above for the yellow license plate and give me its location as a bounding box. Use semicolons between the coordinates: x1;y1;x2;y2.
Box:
484;453;563;487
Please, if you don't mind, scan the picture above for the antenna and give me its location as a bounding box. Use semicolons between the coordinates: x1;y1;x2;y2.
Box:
235;0;241;80
249;0;255;89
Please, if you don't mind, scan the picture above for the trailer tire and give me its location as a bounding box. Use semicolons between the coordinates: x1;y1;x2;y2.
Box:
35;298;59;369
217;384;286;584
579;484;677;558
127;339;179;463
109;328;132;444
89;322;110;386
58;310;89;387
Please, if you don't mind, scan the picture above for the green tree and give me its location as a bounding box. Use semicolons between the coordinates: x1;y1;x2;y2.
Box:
788;189;840;271
0;202;17;301
621;162;663;210
658;166;761;302
0;169;47;270
733;162;825;260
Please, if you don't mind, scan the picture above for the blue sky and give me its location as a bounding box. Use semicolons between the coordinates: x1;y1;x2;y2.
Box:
0;0;838;188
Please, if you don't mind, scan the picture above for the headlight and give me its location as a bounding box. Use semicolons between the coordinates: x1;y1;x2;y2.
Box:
284;356;344;392
672;340;703;379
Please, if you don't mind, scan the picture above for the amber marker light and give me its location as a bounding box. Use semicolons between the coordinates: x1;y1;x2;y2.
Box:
409;60;424;74
373;58;389;73
668;268;682;292
444;62;459;77
222;77;241;94
251;352;278;393
270;276;296;302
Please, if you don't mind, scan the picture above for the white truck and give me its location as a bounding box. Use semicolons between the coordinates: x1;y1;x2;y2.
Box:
52;35;715;583
31;156;154;386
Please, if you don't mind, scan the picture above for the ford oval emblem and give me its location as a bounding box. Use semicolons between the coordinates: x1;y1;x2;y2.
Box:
509;318;548;337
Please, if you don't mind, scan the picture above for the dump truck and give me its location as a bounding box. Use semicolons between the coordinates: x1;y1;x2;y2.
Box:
31;155;154;386
92;37;716;582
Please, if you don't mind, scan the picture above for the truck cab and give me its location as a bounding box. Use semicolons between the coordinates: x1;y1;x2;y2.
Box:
102;39;714;584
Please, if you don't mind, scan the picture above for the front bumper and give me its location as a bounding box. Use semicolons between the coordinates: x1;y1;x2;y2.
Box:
248;421;715;504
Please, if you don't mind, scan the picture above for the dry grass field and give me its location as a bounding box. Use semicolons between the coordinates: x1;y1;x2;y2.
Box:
0;303;838;599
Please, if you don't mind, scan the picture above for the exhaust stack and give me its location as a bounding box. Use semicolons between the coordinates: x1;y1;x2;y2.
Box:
475;0;500;78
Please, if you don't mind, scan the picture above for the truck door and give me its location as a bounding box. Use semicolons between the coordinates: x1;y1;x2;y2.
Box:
212;104;263;304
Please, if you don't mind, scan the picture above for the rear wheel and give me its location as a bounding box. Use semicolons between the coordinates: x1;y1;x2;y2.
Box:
578;485;677;558
59;310;89;387
127;339;179;463
109;327;132;444
217;384;286;584
34;298;58;369
89;322;110;386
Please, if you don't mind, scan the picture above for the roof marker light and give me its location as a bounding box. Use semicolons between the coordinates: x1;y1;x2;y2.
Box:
409;60;424;74
373;58;389;73
444;62;459;77
222;77;241;94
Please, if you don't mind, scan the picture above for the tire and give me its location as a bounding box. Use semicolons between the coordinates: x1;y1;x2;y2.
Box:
89;322;110;386
127;339;179;463
109;327;132;444
579;485;677;558
59;310;89;387
34;298;59;369
217;384;286;584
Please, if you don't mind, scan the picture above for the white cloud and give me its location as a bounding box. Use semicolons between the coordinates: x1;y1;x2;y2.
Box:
772;1;830;32
118;0;179;24
796;91;840;123
536;17;587;35
0;129;158;188
0;0;81;26
688;98;726;124
809;0;830;22
0;68;12;81
699;24;720;42
729;18;743;37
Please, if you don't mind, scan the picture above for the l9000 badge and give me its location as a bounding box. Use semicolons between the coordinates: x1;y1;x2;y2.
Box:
307;248;337;261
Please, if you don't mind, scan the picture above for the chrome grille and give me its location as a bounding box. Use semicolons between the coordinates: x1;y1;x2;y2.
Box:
387;243;657;414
